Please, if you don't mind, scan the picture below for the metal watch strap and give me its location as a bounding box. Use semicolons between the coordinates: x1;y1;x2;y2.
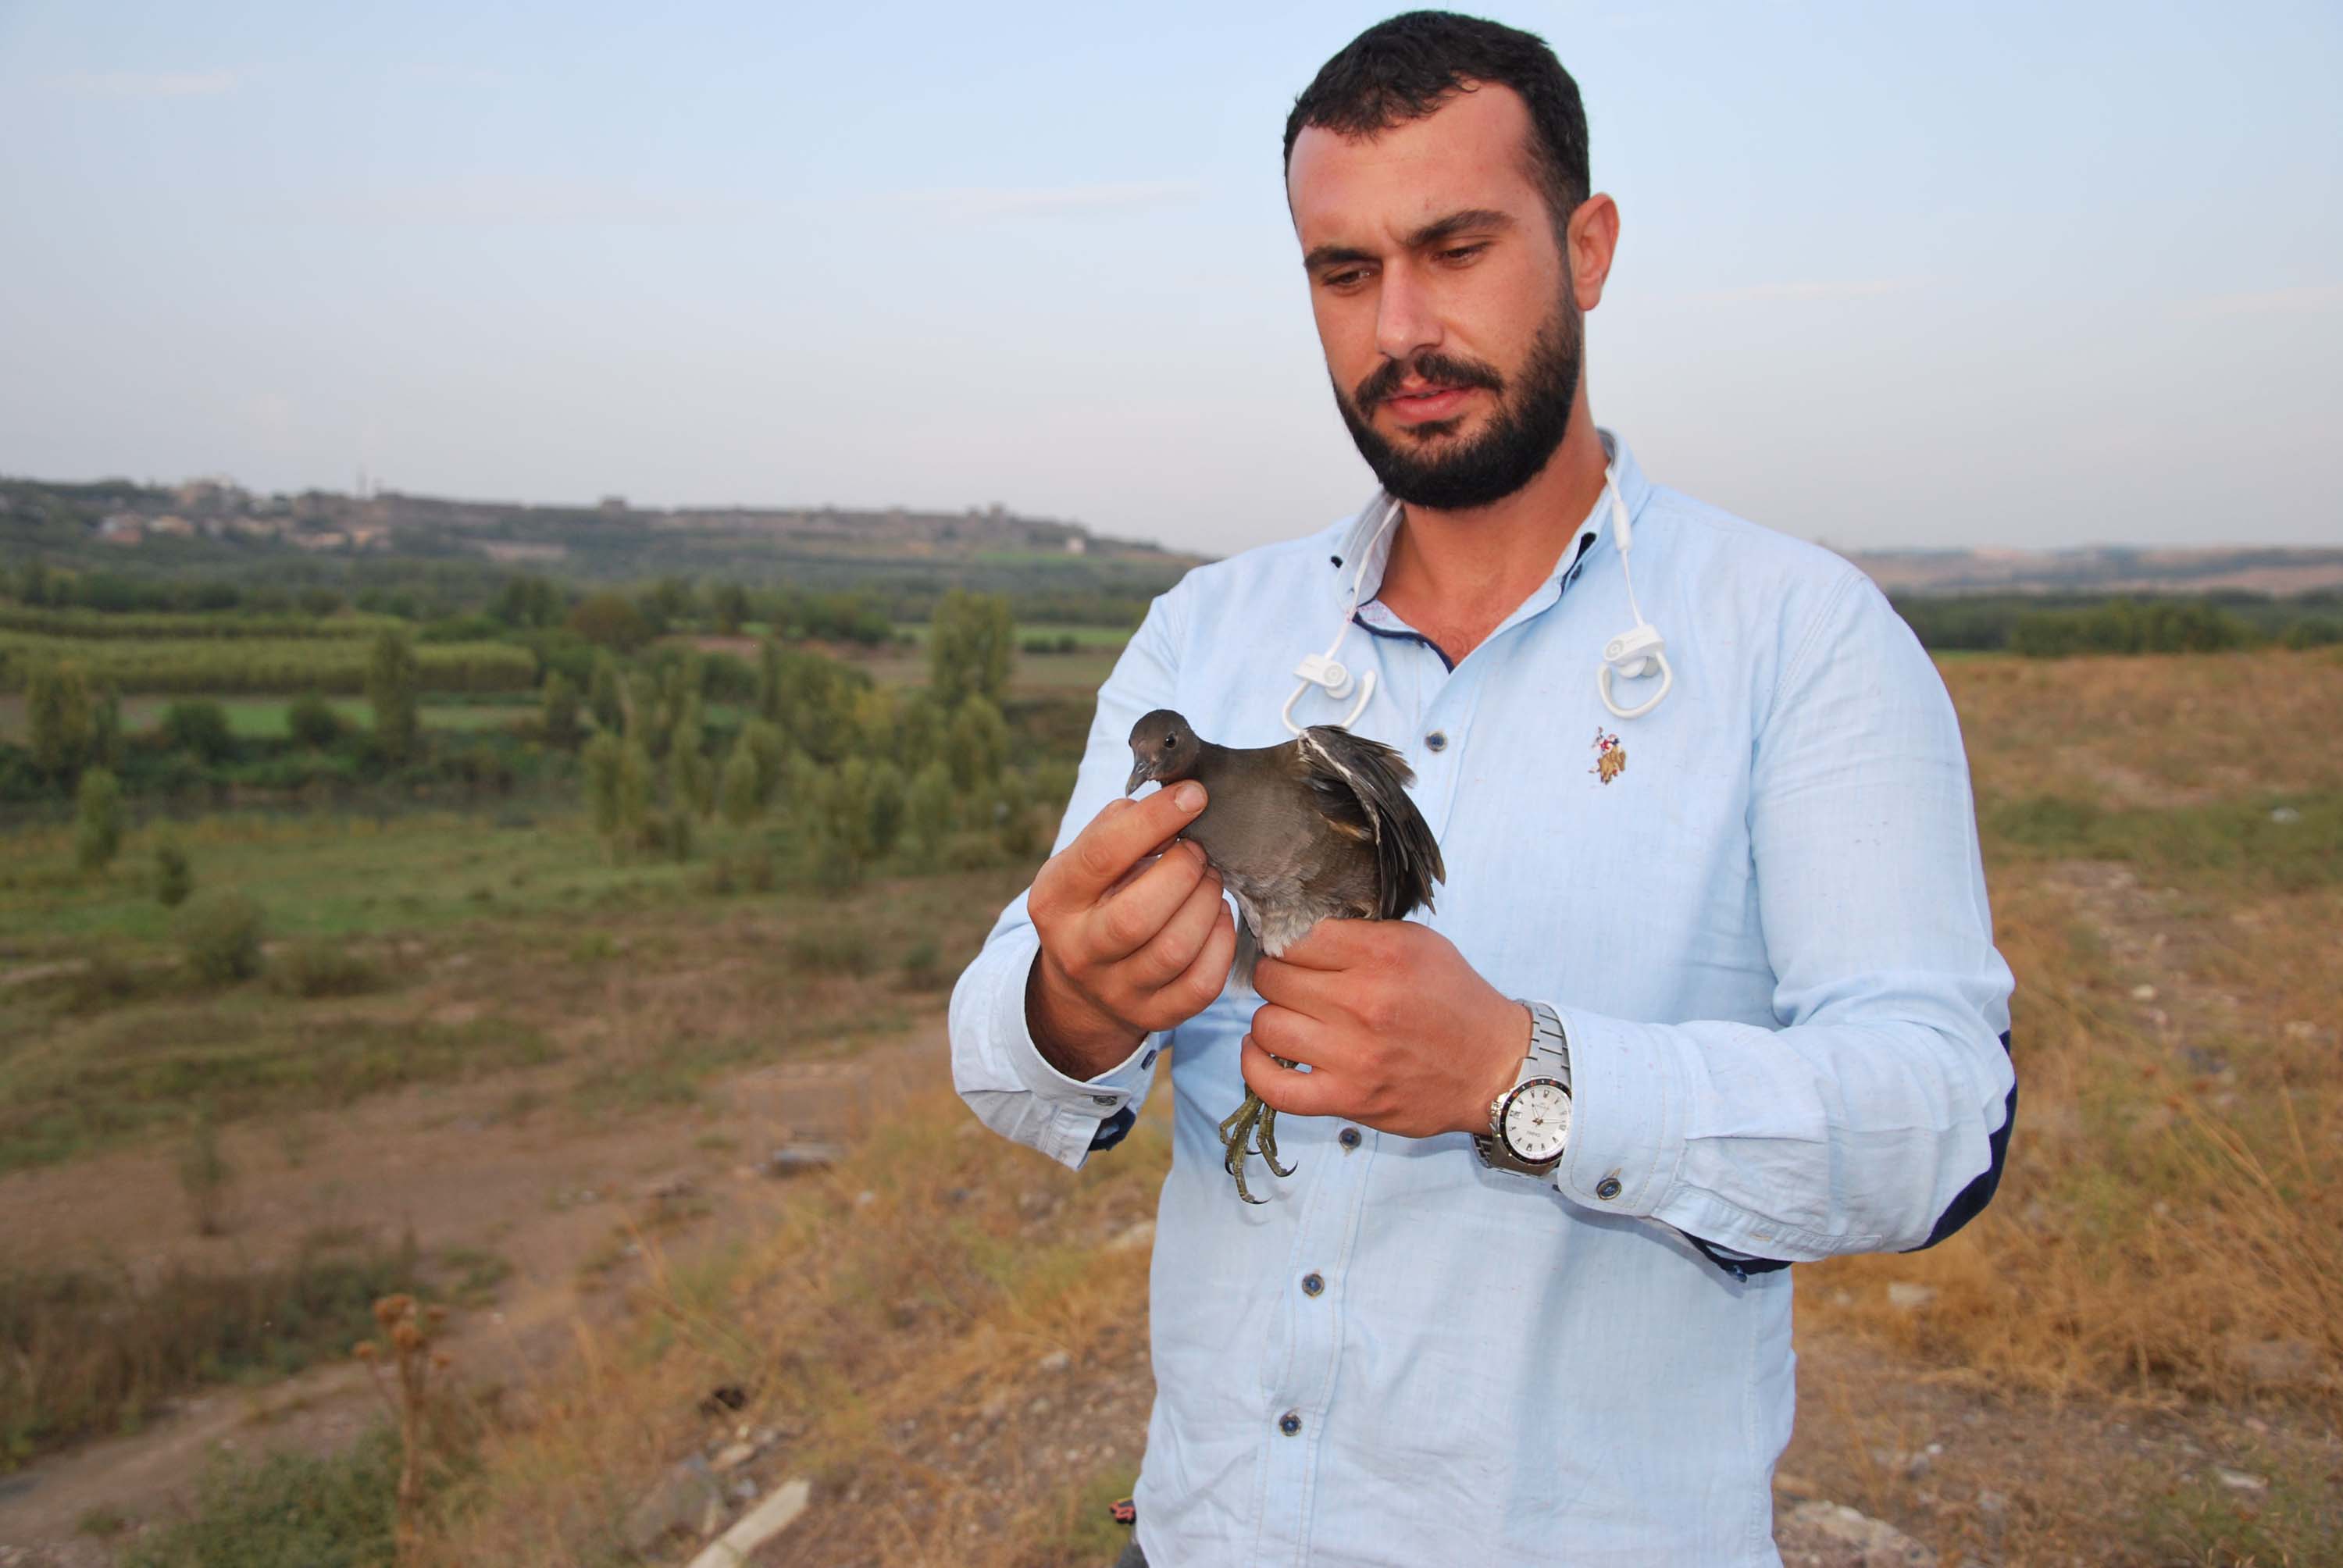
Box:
1473;1000;1571;1175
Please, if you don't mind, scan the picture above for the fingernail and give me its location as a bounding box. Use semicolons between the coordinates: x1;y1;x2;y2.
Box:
1174;782;1205;812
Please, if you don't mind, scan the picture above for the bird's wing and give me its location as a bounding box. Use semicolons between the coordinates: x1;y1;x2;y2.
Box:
1297;726;1446;919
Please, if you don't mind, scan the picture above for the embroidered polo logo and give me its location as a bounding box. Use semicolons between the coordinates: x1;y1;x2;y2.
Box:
1589;728;1626;784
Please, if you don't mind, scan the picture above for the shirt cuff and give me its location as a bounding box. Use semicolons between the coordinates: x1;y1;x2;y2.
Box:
995;934;1159;1137
1546;1003;1688;1218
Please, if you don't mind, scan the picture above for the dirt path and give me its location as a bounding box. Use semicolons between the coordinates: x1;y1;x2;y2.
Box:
0;1021;953;1560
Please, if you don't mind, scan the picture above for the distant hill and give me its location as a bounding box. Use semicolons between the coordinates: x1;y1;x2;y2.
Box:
1838;544;2343;599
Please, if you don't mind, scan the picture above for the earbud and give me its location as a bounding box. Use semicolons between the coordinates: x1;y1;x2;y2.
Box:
1603;623;1665;680
1293;653;1355;700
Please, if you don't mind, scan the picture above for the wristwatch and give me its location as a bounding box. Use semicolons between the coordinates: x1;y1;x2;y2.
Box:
1473;1000;1571;1176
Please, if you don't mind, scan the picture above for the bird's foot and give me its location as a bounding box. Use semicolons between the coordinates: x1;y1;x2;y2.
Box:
1218;1085;1296;1205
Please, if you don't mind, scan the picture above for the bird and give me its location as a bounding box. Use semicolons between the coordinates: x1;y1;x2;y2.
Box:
1125;709;1445;1203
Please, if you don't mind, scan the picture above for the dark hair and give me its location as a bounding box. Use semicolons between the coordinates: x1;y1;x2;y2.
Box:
1282;12;1589;237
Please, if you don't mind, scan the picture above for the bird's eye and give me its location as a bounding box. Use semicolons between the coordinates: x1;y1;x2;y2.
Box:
1162;736;1175;750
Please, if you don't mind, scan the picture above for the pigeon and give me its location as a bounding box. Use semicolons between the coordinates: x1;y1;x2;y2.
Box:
1125;709;1445;1202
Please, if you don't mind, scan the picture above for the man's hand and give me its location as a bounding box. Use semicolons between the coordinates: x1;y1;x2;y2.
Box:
1245;920;1528;1139
1026;782;1238;1079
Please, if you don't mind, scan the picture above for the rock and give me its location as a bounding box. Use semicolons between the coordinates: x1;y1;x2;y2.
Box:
1974;1489;2006;1516
1778;1500;1936;1566
711;1441;758;1471
2224;1335;2319;1388
1107;1220;1157;1253
766;1142;846;1176
2282;1020;2321;1041
686;1477;813;1568
1036;1350;1073;1374
626;1456;725;1553
2130;983;2158;1002
2215;1467;2267;1492
1885;1282;1938;1311
2270;806;2302;824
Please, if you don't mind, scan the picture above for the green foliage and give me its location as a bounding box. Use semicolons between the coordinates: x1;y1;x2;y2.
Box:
710;579;752;634
1987;790;2343;889
899;937;945;989
154;834;195;907
286;690;342;748
906;759;956;855
587;651;624;731
176;889;267;984
541;670;583;747
0;629;534;696
366;630;421;764
616;738;654;849
568;590;652;652
88;681;122;769
74;767;123;872
494;573;565;629
581;732;623;840
160;699;236;764
755;637;871;762
27;659;94;778
866;759;908;856
929;587;1015;710
2011;598;2249;657
945;695;1010;792
786;923;873;975
738;718;788;806
719;743;762;829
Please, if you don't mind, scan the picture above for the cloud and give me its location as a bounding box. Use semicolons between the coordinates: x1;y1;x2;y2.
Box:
2191;283;2343;316
891;180;1204;220
54;69;240;99
284;176;759;227
1684;277;1930;306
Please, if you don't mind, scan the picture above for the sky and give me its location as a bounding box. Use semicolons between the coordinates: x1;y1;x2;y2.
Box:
1;0;2338;557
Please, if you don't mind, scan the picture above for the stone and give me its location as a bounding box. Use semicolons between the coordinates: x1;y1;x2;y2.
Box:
626;1456;725;1553
2130;983;2158;1001
1107;1220;1157;1253
1779;1499;1936;1567
1036;1350;1073;1374
766;1142;846;1176
711;1441;758;1471
1974;1489;2007;1516
686;1477;813;1568
2270;805;2302;824
2216;1467;2268;1492
1885;1281;1938;1311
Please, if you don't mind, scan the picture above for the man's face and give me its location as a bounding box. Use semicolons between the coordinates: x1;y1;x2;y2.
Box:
1288;84;1580;511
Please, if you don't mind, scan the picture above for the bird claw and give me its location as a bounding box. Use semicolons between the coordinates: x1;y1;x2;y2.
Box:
1218;1089;1296;1204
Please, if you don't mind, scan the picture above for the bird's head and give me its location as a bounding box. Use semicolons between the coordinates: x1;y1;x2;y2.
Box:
1125;709;1203;794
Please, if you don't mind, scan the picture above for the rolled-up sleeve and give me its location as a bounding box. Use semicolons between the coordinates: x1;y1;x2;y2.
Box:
1548;569;2016;1261
948;584;1189;1168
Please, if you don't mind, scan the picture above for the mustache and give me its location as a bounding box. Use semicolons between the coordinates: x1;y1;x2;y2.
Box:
1353;350;1506;412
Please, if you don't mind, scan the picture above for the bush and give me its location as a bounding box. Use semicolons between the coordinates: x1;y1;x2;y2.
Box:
154;836;194;907
287;691;342;748
159;699;235;764
366;631;420;764
73;767;123;872
786;924;873;976
176;890;266;984
269;938;380;999
900;938;946;989
541;671;583;748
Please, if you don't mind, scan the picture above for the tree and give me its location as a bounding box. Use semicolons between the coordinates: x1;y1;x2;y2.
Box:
569;591;651;653
541;671;583;747
582;732;624;841
929;589;1015;711
738;718;788;806
866;760;908;856
906;760;956;858
89;682;122;771
945;695;1010;792
160;699;235;764
26;661;93;780
366;631;421;763
75;767;123;872
710;581;752;636
155;833;195;907
287;691;341;748
616;738;654;850
588;653;624;732
719;744;762;829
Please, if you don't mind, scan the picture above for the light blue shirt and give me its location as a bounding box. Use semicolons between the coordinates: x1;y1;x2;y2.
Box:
949;433;2016;1567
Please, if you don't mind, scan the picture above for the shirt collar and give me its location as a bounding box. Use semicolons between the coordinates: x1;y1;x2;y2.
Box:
1329;427;1651;612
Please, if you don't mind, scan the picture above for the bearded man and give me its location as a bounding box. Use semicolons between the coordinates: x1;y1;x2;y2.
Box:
950;12;2015;1565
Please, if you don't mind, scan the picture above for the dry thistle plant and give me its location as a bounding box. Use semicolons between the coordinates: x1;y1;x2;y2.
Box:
355;1293;454;1564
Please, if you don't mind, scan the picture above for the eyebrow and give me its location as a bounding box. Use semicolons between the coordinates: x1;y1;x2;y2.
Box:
1302;208;1516;273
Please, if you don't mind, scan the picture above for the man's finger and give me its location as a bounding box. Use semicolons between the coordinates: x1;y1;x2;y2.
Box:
1274;916;1386;970
1065;782;1208;903
1247;1001;1343;1068
1243;1035;1347;1117
1129;870;1227;988
1250;954;1349;1016
1092;839;1209;961
1154;904;1237;1018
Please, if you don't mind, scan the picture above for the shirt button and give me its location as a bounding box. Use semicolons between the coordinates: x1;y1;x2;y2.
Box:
1339;1127;1362;1150
1278;1412;1303;1437
1090;1094;1119;1107
1301;1272;1325;1297
1596;1175;1623;1200
1425;731;1448;752
1139;1049;1157;1069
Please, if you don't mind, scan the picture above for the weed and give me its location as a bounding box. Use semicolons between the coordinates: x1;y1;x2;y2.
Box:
786;924;874;977
268;936;381;999
120;1424;408;1568
153;832;194;907
900;936;946;989
177;1107;235;1237
175;889;266;984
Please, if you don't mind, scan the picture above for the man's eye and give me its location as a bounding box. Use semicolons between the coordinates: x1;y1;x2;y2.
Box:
1439;244;1488;264
1322;269;1368;290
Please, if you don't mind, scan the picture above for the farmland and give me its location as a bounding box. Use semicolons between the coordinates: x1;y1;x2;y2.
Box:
0;568;2337;1565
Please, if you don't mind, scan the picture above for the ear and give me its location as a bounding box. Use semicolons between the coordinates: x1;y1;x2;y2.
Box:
1565;193;1621;314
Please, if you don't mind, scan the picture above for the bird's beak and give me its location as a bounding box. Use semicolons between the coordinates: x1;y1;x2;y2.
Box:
1124;759;1150;794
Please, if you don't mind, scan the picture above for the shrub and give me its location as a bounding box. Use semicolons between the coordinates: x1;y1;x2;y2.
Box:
900;938;946;989
287;690;342;748
366;630;421;764
929;588;1015;710
270;938;380;999
159;699;234;764
154;835;194;907
25;659;94;779
541;671;583;748
569;591;651;653
719;744;761;829
73;767;123;872
582;732;623;839
786;924;873;976
176;889;266;984
587;652;624;731
178;1107;235;1236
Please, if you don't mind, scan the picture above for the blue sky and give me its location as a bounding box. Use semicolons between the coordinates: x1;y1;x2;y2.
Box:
2;1;2337;554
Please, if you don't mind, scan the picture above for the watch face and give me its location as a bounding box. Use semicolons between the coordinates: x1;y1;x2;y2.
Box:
1503;1080;1571;1163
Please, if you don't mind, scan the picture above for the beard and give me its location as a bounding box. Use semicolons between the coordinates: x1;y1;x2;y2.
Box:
1332;294;1582;511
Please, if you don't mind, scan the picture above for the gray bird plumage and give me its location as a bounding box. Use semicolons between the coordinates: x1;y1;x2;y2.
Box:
1126;709;1446;1201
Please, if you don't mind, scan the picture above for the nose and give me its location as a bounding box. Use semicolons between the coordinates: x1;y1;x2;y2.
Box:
1373;261;1442;365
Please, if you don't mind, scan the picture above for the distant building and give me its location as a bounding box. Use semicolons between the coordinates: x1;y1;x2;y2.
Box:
98;514;144;544
147;515;196;538
599;494;629;515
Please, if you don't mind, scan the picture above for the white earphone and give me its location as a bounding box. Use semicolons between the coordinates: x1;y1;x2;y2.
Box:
1282;471;1673;735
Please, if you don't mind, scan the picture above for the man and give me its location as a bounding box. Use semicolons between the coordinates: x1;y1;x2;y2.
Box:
950;12;2015;1565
